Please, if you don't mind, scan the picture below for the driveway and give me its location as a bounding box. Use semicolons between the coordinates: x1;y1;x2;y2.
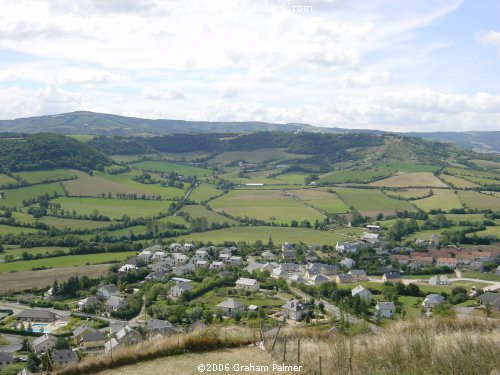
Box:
0;333;24;353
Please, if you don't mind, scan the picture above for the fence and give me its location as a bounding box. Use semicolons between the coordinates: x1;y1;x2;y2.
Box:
261;323;355;375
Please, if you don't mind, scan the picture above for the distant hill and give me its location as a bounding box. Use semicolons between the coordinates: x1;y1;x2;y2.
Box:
0;111;498;152
0;133;111;172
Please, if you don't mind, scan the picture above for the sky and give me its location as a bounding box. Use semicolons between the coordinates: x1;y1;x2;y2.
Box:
0;0;500;131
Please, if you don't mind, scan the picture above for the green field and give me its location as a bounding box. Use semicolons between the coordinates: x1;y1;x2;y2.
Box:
179;205;238;226
377;162;441;173
173;226;363;245
0;246;70;260
50;197;172;219
155;215;189;226
319;169;393;184
41;216;115;230
439;174;479;188
0;224;43;236
405;226;469;241
0;174;17;187
471;224;500;238
209;148;307;164
0;252;135;273
189;184;222;202
209;190;325;224
0;182;66;207
130;161;212;177
411;189;463;212
332;187;416;217
384;189;432;199
219;169;310;185
63;170;185;199
457;190;500;211
471;159;500;170
443;213;486;223
290;189;350;214
13;169;76;184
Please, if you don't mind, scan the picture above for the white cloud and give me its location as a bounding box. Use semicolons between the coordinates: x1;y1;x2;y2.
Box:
339;71;390;88
222;87;239;98
476;30;500;55
143;88;185;101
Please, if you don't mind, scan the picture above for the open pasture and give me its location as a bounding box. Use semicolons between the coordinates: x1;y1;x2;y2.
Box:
443;213;486;223
411;189;463;212
0;224;42;236
319;169;393;184
209;148;307;164
332;187;416;217
209;190;325;224
189;184;222;202
439;174;479;188
0;251;135;273
130;161;212;177
0;182;65;207
0;174;17;187
63;170;185;199
369;172;448;188
376;161;441;173
50;197;172;219
173;226;363;245
13;169;76;184
471;159;500;170
290;189;350;214
179;205;238;226
457;190;500;211
219;169;309;185
384;188;432;199
0;246;70;260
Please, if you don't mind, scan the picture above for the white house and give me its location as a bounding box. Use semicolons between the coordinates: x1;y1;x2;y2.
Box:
376;302;396;318
77;296;100;311
340;258;356;269
351;285;372;303
209;261;225;270
422;294;445;310
170;282;193;298
235;278;259;292
309;274;330;285
216;299;245;317
97;284;120;300
32;334;57;354
282;300;309;321
229;256;243;266
104;296;127;313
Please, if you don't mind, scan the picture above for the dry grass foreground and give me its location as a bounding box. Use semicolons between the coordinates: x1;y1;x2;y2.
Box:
266;317;500;375
59;327;258;375
98;347;297;375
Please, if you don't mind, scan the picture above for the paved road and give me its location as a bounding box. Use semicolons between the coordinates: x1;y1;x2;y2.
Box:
290;287;382;334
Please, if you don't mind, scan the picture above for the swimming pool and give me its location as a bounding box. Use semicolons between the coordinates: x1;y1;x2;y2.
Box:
30;321;68;333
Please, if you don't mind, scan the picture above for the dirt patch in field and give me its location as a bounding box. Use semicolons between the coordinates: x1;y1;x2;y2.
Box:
0;264;110;292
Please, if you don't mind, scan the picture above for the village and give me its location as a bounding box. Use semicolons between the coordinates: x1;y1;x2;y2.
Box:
0;225;499;373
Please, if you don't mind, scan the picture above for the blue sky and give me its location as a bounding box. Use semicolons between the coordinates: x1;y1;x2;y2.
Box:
0;0;499;131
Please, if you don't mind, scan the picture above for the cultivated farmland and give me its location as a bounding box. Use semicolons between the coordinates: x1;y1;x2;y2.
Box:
411;189;463;211
332;187;416;217
173;226;364;245
0;182;65;207
289;189;350;214
369;172;448;188
13;169;76;184
209;190;325;224
50;197;172;219
458;191;500;211
189;184;222;202
0;251;135;273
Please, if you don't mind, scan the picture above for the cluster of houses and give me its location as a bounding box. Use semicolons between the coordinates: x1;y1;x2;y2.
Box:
389;247;496;271
117;244;245;281
77;284;127;314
